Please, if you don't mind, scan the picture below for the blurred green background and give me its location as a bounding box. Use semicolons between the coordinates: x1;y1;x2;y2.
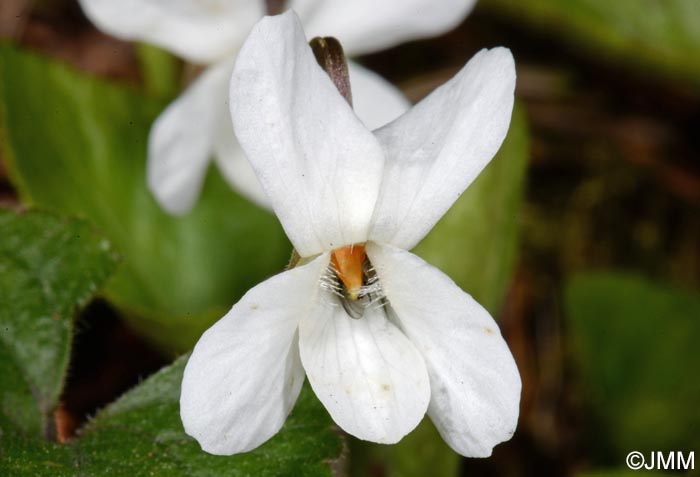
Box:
0;0;698;476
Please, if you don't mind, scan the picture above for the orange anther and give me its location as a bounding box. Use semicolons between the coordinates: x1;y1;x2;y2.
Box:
331;244;366;300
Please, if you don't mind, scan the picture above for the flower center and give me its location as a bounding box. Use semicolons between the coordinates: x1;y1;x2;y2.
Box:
330;244;366;301
320;244;385;319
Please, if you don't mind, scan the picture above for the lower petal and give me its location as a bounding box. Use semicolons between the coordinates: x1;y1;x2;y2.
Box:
180;253;328;455
147;60;232;215
367;242;521;457
298;288;430;444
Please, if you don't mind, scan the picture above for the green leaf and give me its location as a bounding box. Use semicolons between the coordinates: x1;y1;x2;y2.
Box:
483;0;700;87
565;272;700;460
77;357;344;477
0;356;345;477
0;434;73;477
0;211;342;476
355;104;529;477
0;43;291;351
0;209;118;439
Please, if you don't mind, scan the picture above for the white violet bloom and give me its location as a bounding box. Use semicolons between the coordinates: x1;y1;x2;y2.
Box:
78;0;477;215
180;11;521;457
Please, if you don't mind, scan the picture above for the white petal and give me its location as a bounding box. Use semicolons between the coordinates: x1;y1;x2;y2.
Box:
369;48;516;249
213;114;271;209
180;253;329;455
366;242;521;457
212;61;408;211
292;0;477;55
298;288;430;444
348;61;410;131
229;11;385;256
78;0;263;63
147;60;232;215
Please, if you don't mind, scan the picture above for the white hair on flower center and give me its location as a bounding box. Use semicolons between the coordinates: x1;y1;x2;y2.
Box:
319;260;387;319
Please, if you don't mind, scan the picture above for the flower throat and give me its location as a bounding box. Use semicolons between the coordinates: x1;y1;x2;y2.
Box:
320;244;385;319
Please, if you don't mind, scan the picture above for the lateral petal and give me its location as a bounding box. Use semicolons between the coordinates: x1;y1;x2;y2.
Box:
367;242;521;457
180;253;329;455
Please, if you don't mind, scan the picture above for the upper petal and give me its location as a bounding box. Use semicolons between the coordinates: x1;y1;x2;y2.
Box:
292;0;477;55
298;287;430;444
366;242;521;457
147;60;232;215
347;61;411;131
369;48;516;249
213;61;408;212
78;0;263;63
229;11;386;257
180;253;329;455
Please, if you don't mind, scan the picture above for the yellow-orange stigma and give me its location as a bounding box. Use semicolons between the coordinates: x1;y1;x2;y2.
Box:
330;244;366;301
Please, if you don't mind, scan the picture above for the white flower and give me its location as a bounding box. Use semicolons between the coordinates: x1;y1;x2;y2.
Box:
78;0;477;215
179;11;520;457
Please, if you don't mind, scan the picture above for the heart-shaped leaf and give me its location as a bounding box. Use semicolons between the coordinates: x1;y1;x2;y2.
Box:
0;209;118;440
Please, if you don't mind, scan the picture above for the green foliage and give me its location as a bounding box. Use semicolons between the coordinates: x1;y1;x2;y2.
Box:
0;209;118;439
356;105;529;477
78;359;343;477
566;272;700;460
0;43;290;351
1;356;344;477
136;43;180;99
484;0;700;87
0;210;342;475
